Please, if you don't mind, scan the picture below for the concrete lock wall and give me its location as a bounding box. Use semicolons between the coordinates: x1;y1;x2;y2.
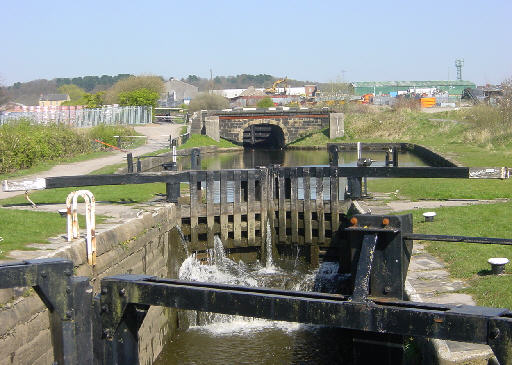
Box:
329;113;344;139
0;205;187;365
204;116;220;142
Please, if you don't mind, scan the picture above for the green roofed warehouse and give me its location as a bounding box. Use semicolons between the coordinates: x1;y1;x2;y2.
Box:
351;81;475;96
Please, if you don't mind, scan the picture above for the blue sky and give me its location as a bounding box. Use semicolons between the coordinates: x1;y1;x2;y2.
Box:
1;0;511;86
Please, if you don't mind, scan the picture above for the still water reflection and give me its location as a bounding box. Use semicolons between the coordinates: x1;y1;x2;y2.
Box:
174;148;427;170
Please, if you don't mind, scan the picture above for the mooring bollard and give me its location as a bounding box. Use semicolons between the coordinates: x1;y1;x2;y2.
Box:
488;257;509;275
423;212;436;222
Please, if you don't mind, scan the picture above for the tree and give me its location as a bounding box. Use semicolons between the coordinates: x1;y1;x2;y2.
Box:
188;93;229;112
256;97;275;108
58;84;86;105
83;92;105;108
105;75;164;104
118;88;160;108
0;82;8;106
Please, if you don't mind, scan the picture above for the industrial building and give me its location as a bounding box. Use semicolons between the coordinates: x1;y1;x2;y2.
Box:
351;81;475;96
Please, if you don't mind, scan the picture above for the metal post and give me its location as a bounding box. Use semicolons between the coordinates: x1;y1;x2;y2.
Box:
328;144;339;166
136;158;141;173
392;147;398;167
191;148;201;170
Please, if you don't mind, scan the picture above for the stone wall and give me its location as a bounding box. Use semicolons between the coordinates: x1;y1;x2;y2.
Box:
212;109;330;145
0;205;185;364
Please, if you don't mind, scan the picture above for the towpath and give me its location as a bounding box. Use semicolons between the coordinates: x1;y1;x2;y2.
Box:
0;122;183;200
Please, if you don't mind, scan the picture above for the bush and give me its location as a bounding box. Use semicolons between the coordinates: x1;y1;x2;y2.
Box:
0;120;91;173
257;97;275;108
105;75;164;104
118;88;160;108
188;93;229;112
391;97;420;111
87;125;141;147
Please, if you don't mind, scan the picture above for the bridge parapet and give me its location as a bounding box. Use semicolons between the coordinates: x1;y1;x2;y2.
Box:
195;108;332;145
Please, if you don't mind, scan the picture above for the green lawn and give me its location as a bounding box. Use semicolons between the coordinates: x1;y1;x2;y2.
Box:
401;203;512;308
0;183;167;207
0;208;105;259
178;135;238;150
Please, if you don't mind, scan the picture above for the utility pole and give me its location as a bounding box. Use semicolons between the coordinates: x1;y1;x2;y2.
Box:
209;68;213;93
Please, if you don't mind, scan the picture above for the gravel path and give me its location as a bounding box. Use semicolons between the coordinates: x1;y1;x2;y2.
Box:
0;123;183;200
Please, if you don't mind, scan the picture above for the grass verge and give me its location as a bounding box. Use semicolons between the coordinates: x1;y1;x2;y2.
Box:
178;135;238;150
401;203;512;308
0;208;106;259
0;183;166;207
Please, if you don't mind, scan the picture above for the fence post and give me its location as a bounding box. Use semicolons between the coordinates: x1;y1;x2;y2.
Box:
127;153;133;173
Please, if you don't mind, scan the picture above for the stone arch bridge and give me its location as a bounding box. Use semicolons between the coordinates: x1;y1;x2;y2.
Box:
190;108;344;147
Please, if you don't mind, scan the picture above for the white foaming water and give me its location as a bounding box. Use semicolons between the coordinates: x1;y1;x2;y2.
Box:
178;234;340;335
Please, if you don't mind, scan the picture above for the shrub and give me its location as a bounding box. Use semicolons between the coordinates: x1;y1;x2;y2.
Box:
0;120;91;173
188;93;229;112
257;97;275;108
391;97;420;111
118;88;160;108
105;75;164;104
87;125;141;147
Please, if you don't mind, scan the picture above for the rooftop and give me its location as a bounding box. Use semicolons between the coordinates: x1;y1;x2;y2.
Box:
352;81;475;87
40;94;69;101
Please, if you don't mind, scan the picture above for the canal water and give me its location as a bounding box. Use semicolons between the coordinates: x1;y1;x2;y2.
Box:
175;148;427;171
154;235;351;365
153;148;426;364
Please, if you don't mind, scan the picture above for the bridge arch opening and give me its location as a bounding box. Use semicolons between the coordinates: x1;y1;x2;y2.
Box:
242;124;285;148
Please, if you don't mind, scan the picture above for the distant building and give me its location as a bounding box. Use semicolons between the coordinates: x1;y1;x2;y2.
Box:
160;78;198;107
39;94;70;107
351;81;476;96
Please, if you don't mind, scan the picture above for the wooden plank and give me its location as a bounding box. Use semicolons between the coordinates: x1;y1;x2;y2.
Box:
206;171;215;248
259;168;268;256
330;166;340;233
247;170;256;246
233;170;242;245
220;170;229;243
189;172;199;246
316;168;325;244
303;168;312;244
290;168;298;244
278;168;286;243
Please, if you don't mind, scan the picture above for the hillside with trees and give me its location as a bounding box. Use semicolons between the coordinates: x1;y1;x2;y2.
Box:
181;74;317;91
0;73;320;106
2;74;134;105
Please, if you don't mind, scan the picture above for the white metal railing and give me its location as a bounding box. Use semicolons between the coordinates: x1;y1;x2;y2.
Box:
66;190;96;266
0;105;152;127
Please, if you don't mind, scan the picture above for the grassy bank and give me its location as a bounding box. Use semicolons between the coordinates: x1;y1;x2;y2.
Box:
178;134;238;150
0;120;144;175
402;203;512;308
305;104;512;308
